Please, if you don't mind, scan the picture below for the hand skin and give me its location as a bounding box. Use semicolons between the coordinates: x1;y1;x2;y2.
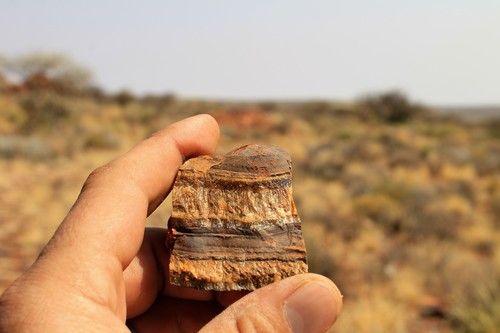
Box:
0;114;342;333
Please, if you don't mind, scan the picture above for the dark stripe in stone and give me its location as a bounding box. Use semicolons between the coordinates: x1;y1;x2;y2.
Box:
172;251;307;262
172;241;306;261
170;222;306;261
174;174;292;190
171;231;304;249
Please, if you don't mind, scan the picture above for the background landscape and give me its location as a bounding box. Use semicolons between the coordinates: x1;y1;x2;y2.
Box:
1;52;500;332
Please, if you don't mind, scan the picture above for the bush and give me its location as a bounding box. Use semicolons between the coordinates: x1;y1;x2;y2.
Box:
333;296;408;333
83;130;121;150
0;97;27;133
438;253;500;333
18;92;76;132
141;93;176;109
302;141;345;180
114;90;135;106
123;103;160;124
416;195;472;238
2;52;92;93
303;223;338;278
354;193;404;231
0;135;54;160
359;91;423;123
487;120;500;139
491;190;500;227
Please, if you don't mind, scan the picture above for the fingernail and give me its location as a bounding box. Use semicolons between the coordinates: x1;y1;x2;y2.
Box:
284;282;339;333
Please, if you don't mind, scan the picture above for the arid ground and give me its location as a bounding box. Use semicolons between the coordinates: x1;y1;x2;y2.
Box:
1;87;499;332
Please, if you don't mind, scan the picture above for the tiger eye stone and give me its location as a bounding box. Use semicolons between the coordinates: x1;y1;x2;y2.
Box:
167;144;307;290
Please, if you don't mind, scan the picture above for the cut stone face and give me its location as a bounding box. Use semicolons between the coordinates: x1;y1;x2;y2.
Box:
167;144;308;290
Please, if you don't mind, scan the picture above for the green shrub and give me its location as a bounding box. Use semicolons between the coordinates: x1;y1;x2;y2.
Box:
114;90;135;106
359;91;423;123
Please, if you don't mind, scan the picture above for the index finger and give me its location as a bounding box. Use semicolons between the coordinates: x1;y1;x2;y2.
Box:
43;114;220;268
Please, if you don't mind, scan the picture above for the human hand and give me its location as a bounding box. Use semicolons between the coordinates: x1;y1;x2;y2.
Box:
0;114;342;332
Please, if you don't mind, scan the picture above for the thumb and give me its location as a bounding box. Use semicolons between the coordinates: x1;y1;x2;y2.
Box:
202;274;343;333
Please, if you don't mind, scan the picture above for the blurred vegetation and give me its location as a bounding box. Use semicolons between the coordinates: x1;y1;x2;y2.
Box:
1;52;500;333
358;91;426;123
0;52;92;93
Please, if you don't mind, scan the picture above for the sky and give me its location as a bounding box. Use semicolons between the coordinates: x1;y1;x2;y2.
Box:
1;0;499;105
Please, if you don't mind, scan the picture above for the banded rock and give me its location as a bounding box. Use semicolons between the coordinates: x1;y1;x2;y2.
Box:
167;144;308;290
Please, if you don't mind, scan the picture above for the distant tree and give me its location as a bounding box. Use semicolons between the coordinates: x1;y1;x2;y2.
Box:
141;93;176;108
359;91;425;123
86;85;107;101
1;52;93;92
114;89;135;106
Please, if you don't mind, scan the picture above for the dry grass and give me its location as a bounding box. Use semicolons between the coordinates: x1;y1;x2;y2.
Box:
1;90;499;332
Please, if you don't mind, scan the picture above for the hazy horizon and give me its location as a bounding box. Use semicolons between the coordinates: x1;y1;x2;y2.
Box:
1;0;499;105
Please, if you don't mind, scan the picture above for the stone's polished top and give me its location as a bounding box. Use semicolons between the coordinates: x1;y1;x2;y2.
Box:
167;144;308;291
210;144;291;175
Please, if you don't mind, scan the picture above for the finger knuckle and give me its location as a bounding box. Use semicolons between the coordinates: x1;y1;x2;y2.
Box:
234;309;276;333
85;164;112;185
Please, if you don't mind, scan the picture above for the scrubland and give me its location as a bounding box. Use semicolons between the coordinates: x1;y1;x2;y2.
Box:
1;89;499;333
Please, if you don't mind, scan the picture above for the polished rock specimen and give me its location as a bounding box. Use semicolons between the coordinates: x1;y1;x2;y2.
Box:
167;144;308;290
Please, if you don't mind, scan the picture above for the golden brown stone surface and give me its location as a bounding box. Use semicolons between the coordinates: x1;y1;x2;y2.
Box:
167;144;308;290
